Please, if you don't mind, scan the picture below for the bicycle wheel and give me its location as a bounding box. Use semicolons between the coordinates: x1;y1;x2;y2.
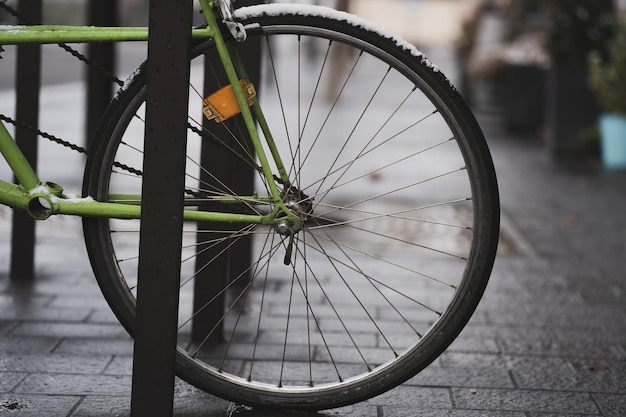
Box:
83;5;499;410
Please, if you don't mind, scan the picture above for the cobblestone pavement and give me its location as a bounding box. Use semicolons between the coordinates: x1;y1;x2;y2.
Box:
1;14;626;417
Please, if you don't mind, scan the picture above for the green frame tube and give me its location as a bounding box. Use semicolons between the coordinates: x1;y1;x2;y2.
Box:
0;0;297;228
0;121;41;190
0;26;214;45
0;178;274;224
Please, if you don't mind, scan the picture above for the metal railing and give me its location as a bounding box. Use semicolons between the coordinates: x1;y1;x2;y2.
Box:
7;1;259;415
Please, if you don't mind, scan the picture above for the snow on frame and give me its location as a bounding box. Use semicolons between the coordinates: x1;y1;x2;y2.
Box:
28;184;94;204
233;3;441;73
110;3;457;101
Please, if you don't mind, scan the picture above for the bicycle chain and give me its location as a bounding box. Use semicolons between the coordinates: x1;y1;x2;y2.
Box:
1;1;265;199
0;0;124;157
0;114;88;154
0;1;124;87
0;1;155;184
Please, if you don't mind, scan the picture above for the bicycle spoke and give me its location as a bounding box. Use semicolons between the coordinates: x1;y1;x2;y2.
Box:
305;226;459;290
84;10;498;408
312;65;391;198
311;199;472;231
307;229;402;354
297;50;364;177
302;110;443;201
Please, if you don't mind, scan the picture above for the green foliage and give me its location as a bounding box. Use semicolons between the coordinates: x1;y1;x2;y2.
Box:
588;18;626;115
547;0;616;67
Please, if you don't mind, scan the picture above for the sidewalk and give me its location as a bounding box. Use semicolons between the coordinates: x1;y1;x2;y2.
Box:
2;90;626;416
2;9;626;417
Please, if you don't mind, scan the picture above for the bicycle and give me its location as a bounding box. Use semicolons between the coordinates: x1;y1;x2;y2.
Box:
0;0;500;410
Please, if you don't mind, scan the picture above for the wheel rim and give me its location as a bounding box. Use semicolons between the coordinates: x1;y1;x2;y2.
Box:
86;15;498;407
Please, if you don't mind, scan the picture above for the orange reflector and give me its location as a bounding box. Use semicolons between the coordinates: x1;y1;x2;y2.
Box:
202;80;256;123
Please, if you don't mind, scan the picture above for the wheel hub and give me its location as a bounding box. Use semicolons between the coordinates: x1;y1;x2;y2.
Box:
273;188;313;235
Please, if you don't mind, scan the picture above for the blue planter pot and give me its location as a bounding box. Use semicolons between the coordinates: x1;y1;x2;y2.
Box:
600;114;626;169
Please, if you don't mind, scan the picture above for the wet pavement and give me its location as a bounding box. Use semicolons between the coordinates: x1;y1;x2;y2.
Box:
2;6;626;417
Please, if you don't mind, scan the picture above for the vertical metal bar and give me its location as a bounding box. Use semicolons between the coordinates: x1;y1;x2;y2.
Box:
192;49;231;343
10;0;42;281
86;0;118;146
229;13;261;285
129;0;192;415
192;0;261;344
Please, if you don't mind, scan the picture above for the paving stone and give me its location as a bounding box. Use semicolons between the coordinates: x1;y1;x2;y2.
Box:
501;334;621;360
494;326;556;352
407;365;514;389
567;359;626;393
314;345;400;365
0;289;94;321
593;393;626;417
508;356;577;391
0;293;52;309
382;408;526;417
0;394;80;416
69;396;131;417
54;337;134;356
103;356;133;376
1;272;86;295
85;308;123;324
257;329;378;348
174;380;233;417
0;336;61;354
450;323;499;339
439;352;508;369
588;305;626;336
576;279;626;307
496;328;560;357
551;326;626;347
15;374;132;396
229;402;377;417
71;381;231;417
446;334;500;354
452;388;600;414
0;354;109;375
0;305;92;322
317;403;379;417
0;372;26;392
11;322;128;338
0;274;10;292
47;294;110;310
484;306;601;330
525;414;601;417
0;320;13;336
11;279;101;298
373;386;452;408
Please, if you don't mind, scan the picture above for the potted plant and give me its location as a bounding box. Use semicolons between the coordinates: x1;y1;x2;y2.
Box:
498;32;550;134
545;0;616;156
462;1;550;134
588;17;626;169
497;1;550;134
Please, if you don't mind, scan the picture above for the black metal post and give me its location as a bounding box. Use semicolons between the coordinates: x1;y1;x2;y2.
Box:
192;0;261;343
86;0;118;145
10;0;42;280
129;0;192;415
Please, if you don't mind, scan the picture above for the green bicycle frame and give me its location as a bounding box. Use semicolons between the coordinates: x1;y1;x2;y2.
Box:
0;0;296;228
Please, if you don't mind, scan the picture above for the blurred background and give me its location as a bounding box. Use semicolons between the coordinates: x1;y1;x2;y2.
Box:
2;0;626;278
2;0;626;263
1;2;626;415
2;0;626;163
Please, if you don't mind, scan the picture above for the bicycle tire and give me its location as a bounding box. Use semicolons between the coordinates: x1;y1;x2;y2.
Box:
83;5;499;410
